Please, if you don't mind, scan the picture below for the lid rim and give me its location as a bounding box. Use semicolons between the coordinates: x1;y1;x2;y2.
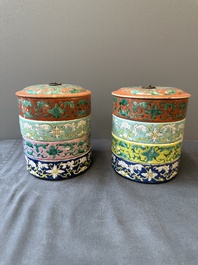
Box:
15;84;91;98
112;86;191;99
16;90;92;98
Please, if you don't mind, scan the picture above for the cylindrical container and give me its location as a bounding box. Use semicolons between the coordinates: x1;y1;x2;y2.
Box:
111;85;191;183
16;83;92;180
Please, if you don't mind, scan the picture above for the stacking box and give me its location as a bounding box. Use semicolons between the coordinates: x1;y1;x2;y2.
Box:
111;85;191;183
16;83;92;180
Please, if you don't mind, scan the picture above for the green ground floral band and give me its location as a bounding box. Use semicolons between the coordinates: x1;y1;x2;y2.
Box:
23;135;91;160
112;114;185;144
112;133;182;164
19;115;91;141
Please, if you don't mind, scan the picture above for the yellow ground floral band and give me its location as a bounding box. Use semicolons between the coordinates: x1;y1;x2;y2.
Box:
111;133;182;164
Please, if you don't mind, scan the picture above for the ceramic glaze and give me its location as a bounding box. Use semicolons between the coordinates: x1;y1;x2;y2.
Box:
112;133;182;164
17;96;91;121
112;152;179;183
21;84;86;95
25;149;92;180
112;97;188;122
112;86;190;99
19;115;91;141
23;135;90;160
112;114;185;144
111;85;190;183
16;83;92;180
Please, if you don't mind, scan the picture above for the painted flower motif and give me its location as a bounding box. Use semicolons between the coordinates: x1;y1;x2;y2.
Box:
79;157;87;163
145;104;164;120
123;132;128;138
162;124;176;134
64;123;76;130
172;160;179;170
63;160;75;169
165;90;176;95
142;169;158;181
142;147;160;162
24;123;33;130
156;165;170;173
46;165;65;179
178;123;184;129
38;124;51;131
121;122;130;130
25;133;32;138
78;166;88;173
118;160;128;169
118;169;129;178
132;124;148;136
77;120;86;128
146;128;163;142
112;154;116;163
28;159;36;168
48;104;64;118
129;164;143;173
29;170;40;177
37;161;49;170
46;146;63;159
50;126;64;139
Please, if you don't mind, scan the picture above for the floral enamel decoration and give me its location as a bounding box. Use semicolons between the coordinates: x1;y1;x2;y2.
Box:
111;85;190;183
112;152;179;183
112;133;182;164
25;150;92;180
19;115;90;141
23;134;91;160
112;97;188;122
16;83;92;180
112;115;185;144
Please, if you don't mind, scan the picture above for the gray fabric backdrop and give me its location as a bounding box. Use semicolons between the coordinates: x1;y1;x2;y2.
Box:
0;139;198;265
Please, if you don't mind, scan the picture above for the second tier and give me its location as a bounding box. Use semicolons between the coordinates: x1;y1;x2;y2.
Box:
112;114;185;144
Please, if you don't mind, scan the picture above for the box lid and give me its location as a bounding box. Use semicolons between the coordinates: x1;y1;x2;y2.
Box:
16;83;91;98
112;85;191;99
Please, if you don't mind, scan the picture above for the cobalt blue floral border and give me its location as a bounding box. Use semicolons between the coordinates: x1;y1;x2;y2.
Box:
112;152;180;184
25;149;92;180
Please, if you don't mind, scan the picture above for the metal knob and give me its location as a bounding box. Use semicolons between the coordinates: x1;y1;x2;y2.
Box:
49;82;62;86
143;85;156;89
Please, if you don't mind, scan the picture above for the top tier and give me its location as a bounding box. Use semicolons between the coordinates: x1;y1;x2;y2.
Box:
16;83;91;98
112;86;191;99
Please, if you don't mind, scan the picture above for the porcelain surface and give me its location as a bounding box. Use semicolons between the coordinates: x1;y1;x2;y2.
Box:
112;114;185;144
112;97;188;122
112;86;191;99
112;152;179;183
18;96;91;121
112;133;182;164
19;115;91;141
16;84;91;98
25;149;92;180
23;135;90;160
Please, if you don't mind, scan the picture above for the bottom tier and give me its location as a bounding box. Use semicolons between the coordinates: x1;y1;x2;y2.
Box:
112;152;180;184
25;149;92;180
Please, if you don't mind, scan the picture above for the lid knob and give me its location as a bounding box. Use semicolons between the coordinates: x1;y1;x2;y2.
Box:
143;85;156;89
49;82;62;86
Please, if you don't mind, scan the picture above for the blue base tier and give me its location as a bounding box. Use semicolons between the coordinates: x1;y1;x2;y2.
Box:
25;149;92;180
112;152;179;184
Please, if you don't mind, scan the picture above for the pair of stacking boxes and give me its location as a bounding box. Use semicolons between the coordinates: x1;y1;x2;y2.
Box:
16;83;92;180
111;86;191;183
16;84;191;183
